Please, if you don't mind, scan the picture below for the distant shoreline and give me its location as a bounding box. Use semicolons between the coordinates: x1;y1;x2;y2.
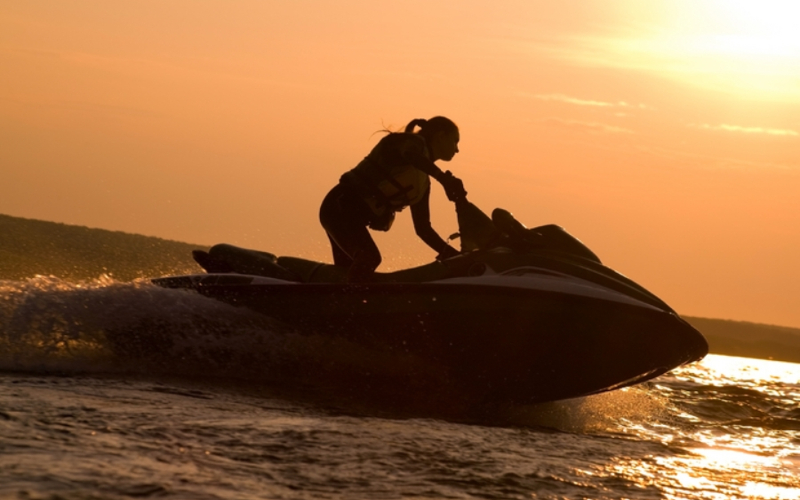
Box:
684;316;800;365
0;212;205;282
3;212;799;364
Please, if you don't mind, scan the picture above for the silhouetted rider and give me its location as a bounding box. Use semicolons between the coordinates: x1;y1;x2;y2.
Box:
319;116;467;282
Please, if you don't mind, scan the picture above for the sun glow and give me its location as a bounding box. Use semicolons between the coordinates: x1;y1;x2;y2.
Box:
712;0;800;38
552;0;800;101
647;0;800;99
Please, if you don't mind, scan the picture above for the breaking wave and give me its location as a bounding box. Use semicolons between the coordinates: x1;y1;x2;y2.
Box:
0;276;462;415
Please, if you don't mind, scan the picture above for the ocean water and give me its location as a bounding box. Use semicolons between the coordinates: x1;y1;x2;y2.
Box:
1;277;799;500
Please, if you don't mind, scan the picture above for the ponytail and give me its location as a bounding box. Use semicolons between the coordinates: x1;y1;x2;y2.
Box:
404;116;458;143
404;118;428;133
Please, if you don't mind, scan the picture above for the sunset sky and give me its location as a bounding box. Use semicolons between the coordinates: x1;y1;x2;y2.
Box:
2;1;799;327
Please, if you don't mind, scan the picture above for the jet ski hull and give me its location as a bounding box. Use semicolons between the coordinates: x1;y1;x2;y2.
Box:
154;274;708;405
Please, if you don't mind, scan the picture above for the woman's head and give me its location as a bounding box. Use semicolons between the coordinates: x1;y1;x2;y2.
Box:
405;116;460;162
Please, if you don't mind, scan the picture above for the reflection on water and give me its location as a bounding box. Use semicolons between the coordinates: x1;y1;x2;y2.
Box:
599;355;800;500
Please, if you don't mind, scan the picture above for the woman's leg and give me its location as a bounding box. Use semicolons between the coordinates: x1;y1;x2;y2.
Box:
325;232;353;267
319;184;381;281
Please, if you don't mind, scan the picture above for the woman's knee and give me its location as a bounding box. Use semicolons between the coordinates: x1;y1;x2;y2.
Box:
352;248;381;271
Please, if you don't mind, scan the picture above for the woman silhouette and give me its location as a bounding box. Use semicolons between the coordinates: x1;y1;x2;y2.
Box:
320;116;467;282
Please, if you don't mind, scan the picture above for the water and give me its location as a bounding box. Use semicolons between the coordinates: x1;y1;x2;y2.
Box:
1;277;799;499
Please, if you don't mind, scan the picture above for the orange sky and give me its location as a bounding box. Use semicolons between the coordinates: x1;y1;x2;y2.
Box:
2;1;799;327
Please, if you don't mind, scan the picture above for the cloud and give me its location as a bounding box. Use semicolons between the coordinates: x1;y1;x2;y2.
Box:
692;124;798;137
525;93;652;110
528;32;800;103
532;93;615;107
544;117;633;134
633;143;799;172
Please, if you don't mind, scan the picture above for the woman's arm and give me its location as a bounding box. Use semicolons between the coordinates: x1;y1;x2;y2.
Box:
410;186;459;258
405;150;466;202
404;150;445;180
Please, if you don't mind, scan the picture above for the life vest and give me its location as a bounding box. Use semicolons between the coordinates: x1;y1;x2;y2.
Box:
340;133;431;219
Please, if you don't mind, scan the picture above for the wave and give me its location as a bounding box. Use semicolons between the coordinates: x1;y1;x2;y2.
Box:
0;276;463;414
653;370;800;433
0;276;264;374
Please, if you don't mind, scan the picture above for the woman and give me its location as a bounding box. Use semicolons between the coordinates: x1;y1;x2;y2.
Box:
319;116;467;282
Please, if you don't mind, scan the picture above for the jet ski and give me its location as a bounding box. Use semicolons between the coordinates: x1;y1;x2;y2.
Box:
152;199;708;406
